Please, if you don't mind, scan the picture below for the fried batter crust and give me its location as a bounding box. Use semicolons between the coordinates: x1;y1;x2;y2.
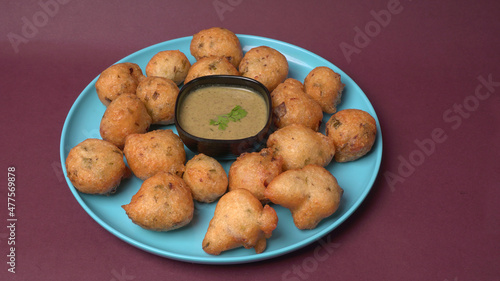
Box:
265;164;343;229
122;172;194;231
202;189;278;255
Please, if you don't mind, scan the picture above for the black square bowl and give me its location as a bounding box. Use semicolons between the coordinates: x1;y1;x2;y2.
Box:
174;75;273;160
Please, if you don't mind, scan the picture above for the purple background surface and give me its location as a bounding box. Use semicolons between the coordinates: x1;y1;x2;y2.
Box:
1;0;499;280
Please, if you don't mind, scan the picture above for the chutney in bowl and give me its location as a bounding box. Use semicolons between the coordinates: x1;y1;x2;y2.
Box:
174;75;273;159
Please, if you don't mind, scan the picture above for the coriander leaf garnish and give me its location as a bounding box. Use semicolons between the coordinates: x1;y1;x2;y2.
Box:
210;105;248;130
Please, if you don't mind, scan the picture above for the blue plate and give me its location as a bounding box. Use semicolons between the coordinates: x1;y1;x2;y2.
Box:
60;35;383;264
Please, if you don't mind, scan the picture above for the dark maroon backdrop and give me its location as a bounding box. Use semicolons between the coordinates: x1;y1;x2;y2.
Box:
1;0;499;280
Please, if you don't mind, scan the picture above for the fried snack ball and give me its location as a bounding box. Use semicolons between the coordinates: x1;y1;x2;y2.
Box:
228;148;283;203
95;62;144;106
264;164;343;230
325;109;377;162
123;129;186;180
135;76;179;125
184;56;239;84
202;189;278;255
239;46;289;92
183;153;228;203
304;66;345;114
122;172;194;231
65;139;130;194
190;27;243;68
266;124;335;171
99;94;152;149
145;50;191;85
281;77;304;89
271;78;323;131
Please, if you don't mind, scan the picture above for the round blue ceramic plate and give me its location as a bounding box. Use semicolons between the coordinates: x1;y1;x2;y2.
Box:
60;35;382;264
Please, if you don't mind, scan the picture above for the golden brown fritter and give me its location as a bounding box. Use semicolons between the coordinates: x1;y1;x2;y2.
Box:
145;50;191;85
325;109;377;162
183;153;228;203
281;77;304;89
123;129;186;180
266;124;335;171
271;78;323;131
239;46;289;92
95;62;144;106
228;148;283;203
65;139;130;194
190;27;243;68
99;94;152;149
202;189;278;255
264;164;343;230
122;172;194;231
184;56;239;84
135;76;179;125
304;66;345;114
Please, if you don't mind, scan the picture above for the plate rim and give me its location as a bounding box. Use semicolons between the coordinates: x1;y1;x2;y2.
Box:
59;34;383;264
